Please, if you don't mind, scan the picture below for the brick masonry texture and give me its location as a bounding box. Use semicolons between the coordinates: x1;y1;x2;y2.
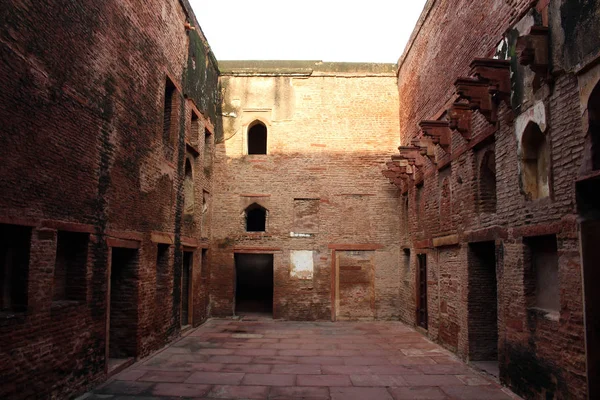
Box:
394;1;600;399
212;62;401;321
2;0;600;399
0;0;219;398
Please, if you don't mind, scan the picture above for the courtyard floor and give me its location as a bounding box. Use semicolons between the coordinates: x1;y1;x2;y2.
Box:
83;318;520;400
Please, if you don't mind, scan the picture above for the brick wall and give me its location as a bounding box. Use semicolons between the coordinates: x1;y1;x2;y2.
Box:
0;0;219;398
211;62;401;321
393;0;598;398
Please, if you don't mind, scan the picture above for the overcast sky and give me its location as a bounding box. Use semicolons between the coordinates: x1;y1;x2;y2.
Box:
189;1;428;63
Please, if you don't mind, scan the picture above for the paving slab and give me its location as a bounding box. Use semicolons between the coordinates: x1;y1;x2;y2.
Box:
86;318;521;399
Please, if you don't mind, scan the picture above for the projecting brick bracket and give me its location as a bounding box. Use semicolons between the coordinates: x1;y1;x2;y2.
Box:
419;120;452;153
455;77;497;123
448;102;472;140
516;26;549;90
396;145;426;177
383;160;411;191
455;58;511;125
470;58;511;104
411;137;438;164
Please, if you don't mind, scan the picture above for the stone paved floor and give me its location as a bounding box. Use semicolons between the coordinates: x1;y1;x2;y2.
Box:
84;318;521;399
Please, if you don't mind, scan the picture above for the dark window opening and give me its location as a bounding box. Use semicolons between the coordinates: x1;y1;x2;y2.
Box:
235;253;273;316
521;122;550;200
181;251;193;326
479;150;497;213
163;78;176;145
402;248;411;288
589;82;600;171
524;235;559;312
468;242;498;363
191;112;200;143
0;224;31;312
248;122;267;155
403;249;411;272
246;203;267;232
109;247;139;360
53;231;89;302
204;128;212;171
184;159;194;215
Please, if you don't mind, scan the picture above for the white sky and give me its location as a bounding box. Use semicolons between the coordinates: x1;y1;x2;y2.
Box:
189;0;428;63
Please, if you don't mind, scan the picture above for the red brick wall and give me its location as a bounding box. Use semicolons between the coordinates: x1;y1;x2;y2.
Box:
212;63;401;321
397;0;533;144
395;0;595;398
0;0;219;398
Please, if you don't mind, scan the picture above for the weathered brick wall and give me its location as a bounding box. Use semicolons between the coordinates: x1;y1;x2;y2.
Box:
211;62;401;320
0;0;219;398
397;0;534;145
394;0;597;398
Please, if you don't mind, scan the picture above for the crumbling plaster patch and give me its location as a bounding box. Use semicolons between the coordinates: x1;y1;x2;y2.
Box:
515;100;547;153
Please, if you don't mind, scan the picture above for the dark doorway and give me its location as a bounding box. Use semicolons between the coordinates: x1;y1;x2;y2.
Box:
577;175;600;399
235;253;273;316
468;241;498;374
108;247;139;370
181;251;193;327
417;254;428;329
0;224;31;312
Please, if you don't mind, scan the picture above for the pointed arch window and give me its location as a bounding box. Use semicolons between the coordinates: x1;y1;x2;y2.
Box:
248;121;267;155
245;203;267;232
521;122;550;200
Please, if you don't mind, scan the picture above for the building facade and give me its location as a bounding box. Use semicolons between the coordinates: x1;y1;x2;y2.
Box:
1;0;599;399
211;61;402;321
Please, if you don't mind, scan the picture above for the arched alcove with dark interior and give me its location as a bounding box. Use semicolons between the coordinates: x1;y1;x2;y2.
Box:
183;159;194;214
521;122;550;200
245;203;266;232
248;121;267;155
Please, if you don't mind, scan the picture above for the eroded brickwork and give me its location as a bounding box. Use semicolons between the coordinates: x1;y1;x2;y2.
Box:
2;0;599;399
390;1;600;399
0;0;219;398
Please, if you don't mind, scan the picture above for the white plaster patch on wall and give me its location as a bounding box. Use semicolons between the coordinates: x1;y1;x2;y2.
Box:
290;250;314;280
515;100;547;152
